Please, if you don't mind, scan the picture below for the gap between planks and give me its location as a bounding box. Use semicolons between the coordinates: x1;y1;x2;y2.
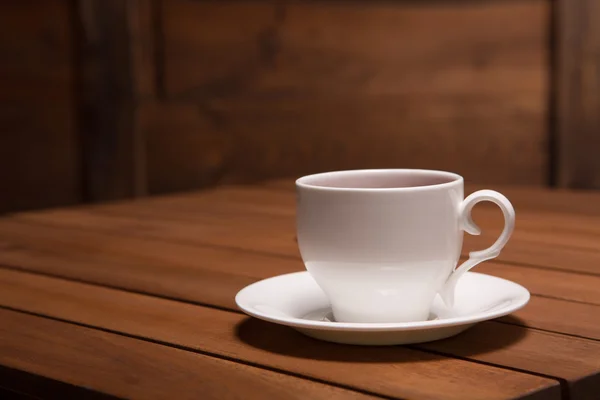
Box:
0;218;598;341
9;183;600;278
7;209;600;279
2;216;600;307
0;260;597;345
0;307;388;400
0;268;563;400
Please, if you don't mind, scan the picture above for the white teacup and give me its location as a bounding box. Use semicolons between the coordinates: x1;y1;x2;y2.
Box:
295;169;515;323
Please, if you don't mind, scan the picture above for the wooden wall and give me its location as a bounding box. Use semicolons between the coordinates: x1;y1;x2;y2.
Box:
555;0;600;188
0;1;81;212
145;0;549;194
3;0;596;212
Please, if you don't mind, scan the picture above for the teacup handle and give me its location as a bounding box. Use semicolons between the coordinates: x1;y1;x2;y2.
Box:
439;190;515;307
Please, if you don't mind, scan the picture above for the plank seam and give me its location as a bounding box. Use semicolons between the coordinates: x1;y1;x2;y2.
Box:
1;262;598;342
0;304;398;400
529;293;600;307
487;258;600;278
8;215;600;279
95;204;600;259
405;346;570;400
496;318;598;342
0;263;236;314
0;303;564;400
0;269;574;398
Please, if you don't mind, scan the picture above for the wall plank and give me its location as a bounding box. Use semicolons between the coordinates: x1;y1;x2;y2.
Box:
0;0;555;211
556;0;600;189
77;0;145;201
0;0;81;212
145;0;549;193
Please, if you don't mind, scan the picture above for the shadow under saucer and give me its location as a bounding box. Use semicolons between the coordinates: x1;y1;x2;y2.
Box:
235;315;527;362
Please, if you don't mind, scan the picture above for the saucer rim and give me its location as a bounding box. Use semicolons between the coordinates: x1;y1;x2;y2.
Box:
235;271;530;332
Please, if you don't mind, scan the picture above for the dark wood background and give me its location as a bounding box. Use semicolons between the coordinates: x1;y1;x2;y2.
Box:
0;0;596;213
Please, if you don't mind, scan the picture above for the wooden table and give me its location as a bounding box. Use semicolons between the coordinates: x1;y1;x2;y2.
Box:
0;180;599;399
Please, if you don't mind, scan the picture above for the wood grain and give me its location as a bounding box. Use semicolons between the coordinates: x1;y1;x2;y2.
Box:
141;103;232;193
266;179;600;216
8;181;600;273
1;180;598;397
0;0;81;213
501;296;600;341
0;269;560;400
164;1;546;102
136;183;600;274
467;183;600;216
101;186;600;257
556;0;600;189
11;189;600;277
477;262;600;305
144;0;548;192
0;308;377;400
0;217;598;342
420;322;600;400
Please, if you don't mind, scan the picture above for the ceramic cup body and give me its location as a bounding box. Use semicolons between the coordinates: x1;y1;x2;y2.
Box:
296;169;491;323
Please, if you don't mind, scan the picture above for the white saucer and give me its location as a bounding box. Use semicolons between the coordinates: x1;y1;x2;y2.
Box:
235;271;530;346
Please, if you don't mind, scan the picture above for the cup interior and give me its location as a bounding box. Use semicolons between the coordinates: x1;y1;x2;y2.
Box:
296;169;461;190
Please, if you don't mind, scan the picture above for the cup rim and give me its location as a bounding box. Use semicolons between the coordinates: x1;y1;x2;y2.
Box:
295;168;463;192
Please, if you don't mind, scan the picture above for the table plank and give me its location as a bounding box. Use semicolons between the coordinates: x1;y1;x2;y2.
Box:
465;184;600;216
0;308;376;400
419;323;600;400
477;263;600;305
2;183;599;398
111;184;600;237
0;218;598;341
263;179;600;216
501;296;600;341
0;268;559;400
93;195;600;261
18;183;600;239
2;216;600;305
101;190;600;274
467;239;600;276
10;188;600;276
